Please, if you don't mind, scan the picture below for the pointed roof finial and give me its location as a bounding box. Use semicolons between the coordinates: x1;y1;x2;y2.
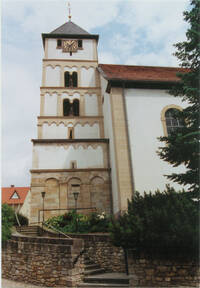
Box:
68;2;72;21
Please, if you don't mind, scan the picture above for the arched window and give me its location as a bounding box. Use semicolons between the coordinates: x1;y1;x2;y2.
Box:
63;99;80;117
73;99;79;116
165;108;183;136
64;72;70;87
68;127;74;139
63;99;71;116
64;71;78;88
72;72;78;87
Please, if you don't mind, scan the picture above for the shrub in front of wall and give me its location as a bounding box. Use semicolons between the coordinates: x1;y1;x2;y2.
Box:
14;213;29;226
45;210;112;233
2;204;15;242
109;185;199;259
88;212;111;232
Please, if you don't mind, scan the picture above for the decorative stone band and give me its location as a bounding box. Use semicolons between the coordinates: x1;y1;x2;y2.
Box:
37;116;103;127
31;138;109;144
43;58;98;63
40;86;101;90
30;168;111;173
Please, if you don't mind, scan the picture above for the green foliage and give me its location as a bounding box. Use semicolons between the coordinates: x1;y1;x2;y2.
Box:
13;213;29;226
2;204;15;242
45;210;111;233
110;186;199;259
157;0;200;195
87;212;111;232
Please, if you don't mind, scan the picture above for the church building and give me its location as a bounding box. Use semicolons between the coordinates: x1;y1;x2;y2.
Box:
29;19;186;224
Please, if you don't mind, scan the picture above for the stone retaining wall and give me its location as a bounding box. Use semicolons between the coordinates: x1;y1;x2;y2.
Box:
68;233;126;273
128;254;200;287
2;235;84;287
3;233;199;287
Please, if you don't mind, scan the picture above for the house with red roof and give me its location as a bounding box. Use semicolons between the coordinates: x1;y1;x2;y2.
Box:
2;185;30;216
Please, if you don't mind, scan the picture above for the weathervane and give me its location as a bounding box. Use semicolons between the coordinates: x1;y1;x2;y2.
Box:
68;2;72;21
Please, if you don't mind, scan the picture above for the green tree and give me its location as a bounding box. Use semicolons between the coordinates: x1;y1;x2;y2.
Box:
110;186;199;259
2;204;15;242
157;0;200;196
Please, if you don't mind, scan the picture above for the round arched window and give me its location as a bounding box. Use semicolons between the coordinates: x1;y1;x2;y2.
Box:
165;108;183;135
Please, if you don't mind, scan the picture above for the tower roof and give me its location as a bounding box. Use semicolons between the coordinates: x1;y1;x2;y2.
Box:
42;21;99;48
50;21;90;35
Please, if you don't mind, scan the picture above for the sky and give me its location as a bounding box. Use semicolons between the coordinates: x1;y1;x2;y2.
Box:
2;0;189;187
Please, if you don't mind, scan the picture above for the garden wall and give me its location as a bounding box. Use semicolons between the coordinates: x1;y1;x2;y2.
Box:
128;253;200;287
68;233;126;273
2;235;84;287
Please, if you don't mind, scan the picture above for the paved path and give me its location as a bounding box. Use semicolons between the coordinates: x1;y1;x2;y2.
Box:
2;278;48;288
2;278;194;288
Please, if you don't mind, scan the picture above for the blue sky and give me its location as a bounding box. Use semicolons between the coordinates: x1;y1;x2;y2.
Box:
2;0;188;187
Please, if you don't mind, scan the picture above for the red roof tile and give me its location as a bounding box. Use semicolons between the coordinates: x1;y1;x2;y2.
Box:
98;64;189;83
2;187;30;205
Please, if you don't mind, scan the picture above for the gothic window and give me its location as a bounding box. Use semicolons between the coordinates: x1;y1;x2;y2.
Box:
63;99;71;116
73;99;79;116
165;108;183;136
64;71;78;88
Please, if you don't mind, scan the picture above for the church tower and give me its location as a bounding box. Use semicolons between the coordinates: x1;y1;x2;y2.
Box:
29;19;112;224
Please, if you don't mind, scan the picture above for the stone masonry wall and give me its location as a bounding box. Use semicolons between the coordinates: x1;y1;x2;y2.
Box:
128;254;200;287
68;233;125;273
2;235;84;287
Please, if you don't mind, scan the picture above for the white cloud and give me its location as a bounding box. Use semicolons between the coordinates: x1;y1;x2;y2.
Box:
98;51;120;65
100;0;188;65
2;0;121;36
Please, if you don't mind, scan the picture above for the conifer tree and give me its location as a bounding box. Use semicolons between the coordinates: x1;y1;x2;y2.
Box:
158;0;200;196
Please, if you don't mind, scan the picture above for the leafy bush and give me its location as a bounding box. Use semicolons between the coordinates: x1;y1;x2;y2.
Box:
45;210;111;233
87;212;111;232
14;213;29;226
2;204;15;242
110;186;199;259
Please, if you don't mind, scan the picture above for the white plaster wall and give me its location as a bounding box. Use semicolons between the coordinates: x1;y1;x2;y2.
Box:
47;39;94;60
45;65;60;86
85;94;98;116
42;123;68;139
64;66;78;72
61;92;80;101
100;76;119;213
81;67;96;87
33;145;104;169
20;190;30;219
44;93;57;116
124;88;187;194
74;123;100;138
42;123;100;139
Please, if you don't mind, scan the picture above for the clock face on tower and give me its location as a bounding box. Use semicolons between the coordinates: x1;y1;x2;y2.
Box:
62;40;78;52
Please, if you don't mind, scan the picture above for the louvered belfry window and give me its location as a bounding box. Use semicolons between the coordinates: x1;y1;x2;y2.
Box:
63;99;79;117
64;71;78;88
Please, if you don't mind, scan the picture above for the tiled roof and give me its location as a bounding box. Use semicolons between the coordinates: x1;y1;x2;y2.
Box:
2;187;30;205
98;64;189;83
50;21;90;35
